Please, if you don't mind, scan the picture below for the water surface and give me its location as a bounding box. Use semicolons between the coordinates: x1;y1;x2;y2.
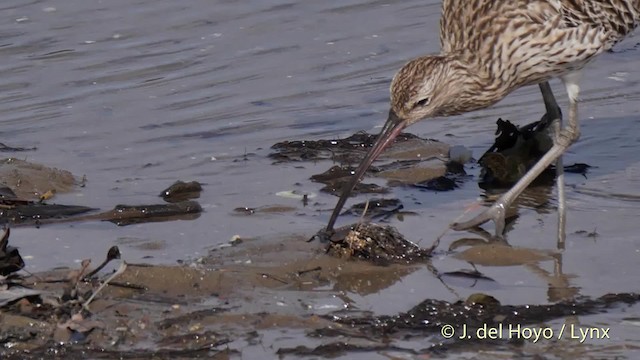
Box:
1;0;639;357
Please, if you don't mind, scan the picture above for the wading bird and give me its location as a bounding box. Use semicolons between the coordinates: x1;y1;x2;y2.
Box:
325;0;639;240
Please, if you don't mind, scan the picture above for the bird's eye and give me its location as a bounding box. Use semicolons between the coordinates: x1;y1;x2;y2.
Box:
415;98;430;108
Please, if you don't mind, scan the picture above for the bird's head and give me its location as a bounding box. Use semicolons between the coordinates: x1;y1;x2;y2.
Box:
325;55;476;232
390;55;471;125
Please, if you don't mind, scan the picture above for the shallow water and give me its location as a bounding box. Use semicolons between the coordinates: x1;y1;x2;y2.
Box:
1;0;640;357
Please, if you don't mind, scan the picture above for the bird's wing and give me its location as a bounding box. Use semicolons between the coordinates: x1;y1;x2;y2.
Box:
439;0;482;53
558;0;639;45
440;0;636;55
440;0;613;85
439;0;559;54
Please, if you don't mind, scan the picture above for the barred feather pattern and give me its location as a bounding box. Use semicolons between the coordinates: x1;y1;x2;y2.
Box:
390;0;639;122
447;0;640;88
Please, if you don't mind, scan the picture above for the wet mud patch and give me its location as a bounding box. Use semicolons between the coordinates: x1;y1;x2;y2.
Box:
0;121;609;359
0;156;226;357
271;132;454;195
231;204;298;216
269;120;591;234
340;198;418;223
0;158;81;201
1;229;429;357
2;218;639;358
0;158;204;227
14;236;640;358
269;132;446;164
286;292;640;357
0;231;235;357
269;119;590;198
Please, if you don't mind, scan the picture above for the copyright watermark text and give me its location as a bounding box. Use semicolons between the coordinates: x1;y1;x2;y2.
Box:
440;323;610;343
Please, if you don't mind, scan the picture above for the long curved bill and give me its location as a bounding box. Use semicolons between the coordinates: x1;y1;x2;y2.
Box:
325;109;406;232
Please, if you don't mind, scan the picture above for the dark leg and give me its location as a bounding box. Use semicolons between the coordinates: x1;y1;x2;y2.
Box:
539;82;566;247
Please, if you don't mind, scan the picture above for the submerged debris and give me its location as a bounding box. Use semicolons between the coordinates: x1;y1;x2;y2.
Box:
0;185;204;229
273;292;640;357
159;180;203;202
310;165;389;196
0;159;204;228
327;292;640;336
0;143;36;152
479;117;553;187
413;175;458;191
107;201;203;226
269;132;434;163
564;162;592;174
232;205;297;216
479;117;590;188
0;203;96;225
342;198;402;218
272;131;452;202
0;228;24;276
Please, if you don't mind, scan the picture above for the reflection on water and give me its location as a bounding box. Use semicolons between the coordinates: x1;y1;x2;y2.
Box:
1;0;639;357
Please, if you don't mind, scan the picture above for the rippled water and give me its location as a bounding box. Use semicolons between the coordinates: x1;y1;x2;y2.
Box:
1;0;640;357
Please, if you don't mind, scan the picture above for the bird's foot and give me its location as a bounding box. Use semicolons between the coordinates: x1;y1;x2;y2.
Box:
450;202;507;237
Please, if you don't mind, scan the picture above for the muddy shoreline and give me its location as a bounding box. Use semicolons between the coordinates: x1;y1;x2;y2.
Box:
1;0;639;357
3;227;639;358
1;125;638;359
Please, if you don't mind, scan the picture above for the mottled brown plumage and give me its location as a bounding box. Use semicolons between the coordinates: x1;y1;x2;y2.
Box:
392;0;639;124
326;0;639;238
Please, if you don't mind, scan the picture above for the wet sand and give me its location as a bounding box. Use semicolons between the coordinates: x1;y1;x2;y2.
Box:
1;0;640;358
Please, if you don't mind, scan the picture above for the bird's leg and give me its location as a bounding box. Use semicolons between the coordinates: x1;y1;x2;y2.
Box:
555;140;566;246
539;82;562;122
452;76;581;237
539;82;566;246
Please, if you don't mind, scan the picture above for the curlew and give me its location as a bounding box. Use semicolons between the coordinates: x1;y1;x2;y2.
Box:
325;0;639;240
